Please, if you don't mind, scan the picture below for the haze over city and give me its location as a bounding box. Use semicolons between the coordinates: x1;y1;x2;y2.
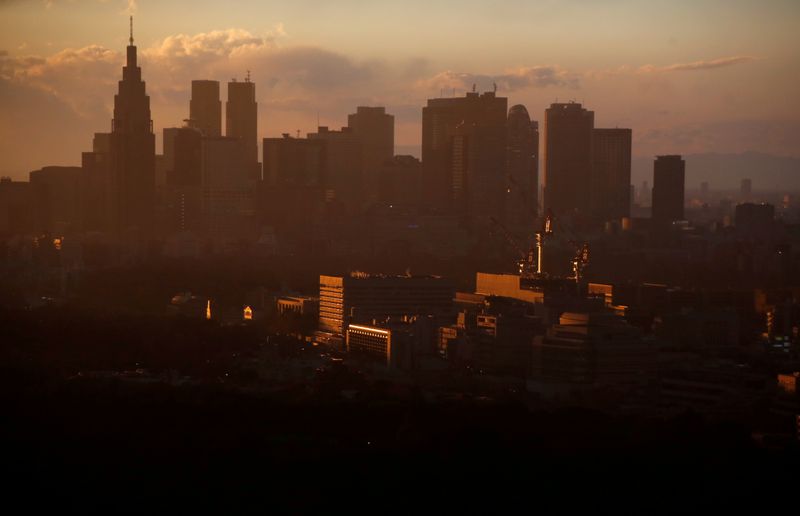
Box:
1;1;799;511
1;0;798;180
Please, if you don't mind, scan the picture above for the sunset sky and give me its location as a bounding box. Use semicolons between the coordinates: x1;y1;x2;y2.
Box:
1;0;798;179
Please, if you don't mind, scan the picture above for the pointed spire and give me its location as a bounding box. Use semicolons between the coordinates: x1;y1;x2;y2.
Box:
129;16;134;46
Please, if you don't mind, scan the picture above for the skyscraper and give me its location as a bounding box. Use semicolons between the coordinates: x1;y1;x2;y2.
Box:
421;91;507;221
226;78;258;178
652;155;685;225
347;106;394;205
347;106;394;170
592;128;632;222
506;105;538;228
108;17;155;235
190;80;221;137
543;102;594;219
163;126;203;233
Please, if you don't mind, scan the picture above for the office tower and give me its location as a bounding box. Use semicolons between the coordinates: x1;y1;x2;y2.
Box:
263;134;326;187
379;155;422;205
108;18;156;235
226;78;258;177
319;273;455;336
347;106;394;169
0;177;41;235
347;106;394;205
28;166;84;233
201;136;255;241
652;155;685;224
421;91;507;220
506;104;538;228
543;102;594;218
307;126;363;211
190;80;221;137
81;133;112;231
591;128;632;222
163;126;203;233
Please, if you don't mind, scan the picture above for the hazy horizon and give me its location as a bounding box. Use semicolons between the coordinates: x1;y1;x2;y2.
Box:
1;0;798;179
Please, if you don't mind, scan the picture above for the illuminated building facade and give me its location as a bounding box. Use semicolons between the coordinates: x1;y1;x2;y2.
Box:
319;273;455;336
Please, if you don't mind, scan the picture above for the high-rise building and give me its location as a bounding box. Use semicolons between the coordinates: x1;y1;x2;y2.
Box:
108;18;155;235
421;91;507;219
263;134;326;187
652;155;685;225
226;78;258;177
201;136;256;241
81;133;112;231
506;105;538;228
190;80;221;137
543;102;594;218
347;106;394;169
591;128;632;222
163;126;203;233
307;126;363;211
347;106;394;206
319;273;455;336
28;166;84;233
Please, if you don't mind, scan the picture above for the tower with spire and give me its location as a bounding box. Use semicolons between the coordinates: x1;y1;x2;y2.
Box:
109;16;155;236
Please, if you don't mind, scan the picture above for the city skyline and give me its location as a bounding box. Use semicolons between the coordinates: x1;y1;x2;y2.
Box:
1;0;799;179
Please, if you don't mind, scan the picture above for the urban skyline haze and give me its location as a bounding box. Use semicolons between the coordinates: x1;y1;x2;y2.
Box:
1;0;798;179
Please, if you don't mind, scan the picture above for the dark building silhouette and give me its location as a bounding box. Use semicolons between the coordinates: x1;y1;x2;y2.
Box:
190;80;222;137
347;106;394;205
163;126;203;233
201;136;255;242
226;78;258;178
0;177;42;235
81;133;111;231
592;128;632;222
421;91;507;221
307;126;363;212
379;155;422;206
108;18;155;235
263;134;326;187
652;155;685;225
28;166;84;233
506;105;539;228
543;102;594;219
735;202;775;236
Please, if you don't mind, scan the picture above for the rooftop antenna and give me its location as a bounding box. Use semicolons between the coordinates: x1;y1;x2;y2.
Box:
472;83;476;93
129;16;134;45
296;129;300;138
493;82;497;93
246;70;251;83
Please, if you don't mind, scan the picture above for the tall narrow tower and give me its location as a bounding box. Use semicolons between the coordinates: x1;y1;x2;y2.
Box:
109;16;155;235
226;76;258;177
190;80;221;137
